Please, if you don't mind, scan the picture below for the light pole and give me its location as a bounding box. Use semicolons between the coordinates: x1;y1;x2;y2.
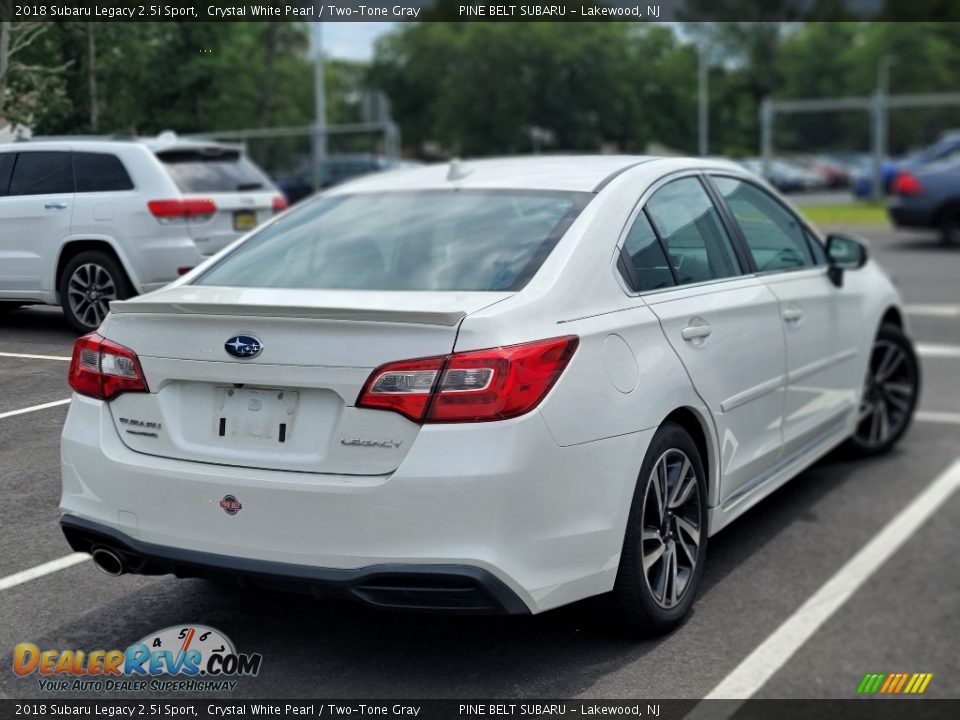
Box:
871;54;895;203
698;40;711;157
311;18;327;192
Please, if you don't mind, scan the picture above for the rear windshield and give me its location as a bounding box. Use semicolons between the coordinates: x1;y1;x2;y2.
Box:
156;148;272;193
194;190;590;292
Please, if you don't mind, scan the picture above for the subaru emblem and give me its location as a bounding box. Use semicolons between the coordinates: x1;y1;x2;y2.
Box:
224;335;263;359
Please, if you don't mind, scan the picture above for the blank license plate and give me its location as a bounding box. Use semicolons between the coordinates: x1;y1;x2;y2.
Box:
233;210;258;231
215;387;298;443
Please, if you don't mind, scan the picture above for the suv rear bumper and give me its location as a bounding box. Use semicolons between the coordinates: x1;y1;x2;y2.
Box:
61;515;528;614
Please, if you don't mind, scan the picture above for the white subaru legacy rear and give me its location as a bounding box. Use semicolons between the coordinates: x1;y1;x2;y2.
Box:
60;156;917;634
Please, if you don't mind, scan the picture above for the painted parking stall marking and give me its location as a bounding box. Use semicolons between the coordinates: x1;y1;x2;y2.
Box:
0;351;70;362
905;303;960;317
0;554;90;592
696;456;960;704
0;398;71;421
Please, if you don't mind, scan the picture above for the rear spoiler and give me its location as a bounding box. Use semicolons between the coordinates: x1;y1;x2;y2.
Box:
109;299;467;326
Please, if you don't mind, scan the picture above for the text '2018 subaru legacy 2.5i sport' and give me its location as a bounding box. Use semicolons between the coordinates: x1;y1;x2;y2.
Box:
0;133;286;332
60;156;919;634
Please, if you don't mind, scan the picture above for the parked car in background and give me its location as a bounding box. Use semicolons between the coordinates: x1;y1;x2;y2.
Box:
275;154;422;205
889;156;960;245
851;156;902;199
793;155;852;188
0;134;286;332
61;156;917;635
853;131;960;198
738;157;825;193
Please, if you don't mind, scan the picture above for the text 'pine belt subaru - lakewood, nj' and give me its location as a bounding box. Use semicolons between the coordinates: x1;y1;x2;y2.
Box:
59;156;919;635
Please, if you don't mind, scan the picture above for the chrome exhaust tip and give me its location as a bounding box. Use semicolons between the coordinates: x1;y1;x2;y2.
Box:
91;547;124;576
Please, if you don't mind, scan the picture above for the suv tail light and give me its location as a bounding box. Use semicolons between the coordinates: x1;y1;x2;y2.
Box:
272;194;289;212
147;198;217;222
892;171;922;196
68;333;148;401
357;336;579;423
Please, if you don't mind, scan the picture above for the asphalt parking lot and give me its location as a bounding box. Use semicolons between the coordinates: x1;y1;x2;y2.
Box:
1;225;958;701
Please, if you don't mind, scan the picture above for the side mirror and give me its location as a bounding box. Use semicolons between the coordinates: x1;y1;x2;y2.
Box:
825;234;868;287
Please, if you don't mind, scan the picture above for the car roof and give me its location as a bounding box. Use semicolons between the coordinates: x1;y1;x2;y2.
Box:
1;134;237;155
328;155;749;194
327;155;653;193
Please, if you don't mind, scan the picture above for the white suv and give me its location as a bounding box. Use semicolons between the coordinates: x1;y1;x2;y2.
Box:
0;135;286;332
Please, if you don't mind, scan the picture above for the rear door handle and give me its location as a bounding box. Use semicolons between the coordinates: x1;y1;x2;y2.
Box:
681;324;712;341
44;202;68;210
782;307;804;323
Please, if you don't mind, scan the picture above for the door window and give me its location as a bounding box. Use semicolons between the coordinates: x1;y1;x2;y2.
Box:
75;152;134;192
645;177;742;285
8;152;74;196
620;210;676;292
712;176;814;272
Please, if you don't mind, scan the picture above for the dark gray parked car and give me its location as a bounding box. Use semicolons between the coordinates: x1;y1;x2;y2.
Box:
889;156;960;245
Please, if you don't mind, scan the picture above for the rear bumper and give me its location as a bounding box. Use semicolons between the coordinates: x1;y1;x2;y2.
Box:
60;394;650;614
61;515;528;614
888;204;935;229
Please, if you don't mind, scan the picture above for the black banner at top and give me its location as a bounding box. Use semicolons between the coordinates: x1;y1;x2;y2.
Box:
3;0;960;22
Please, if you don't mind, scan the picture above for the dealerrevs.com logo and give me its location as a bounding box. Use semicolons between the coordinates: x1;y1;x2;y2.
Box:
13;625;262;693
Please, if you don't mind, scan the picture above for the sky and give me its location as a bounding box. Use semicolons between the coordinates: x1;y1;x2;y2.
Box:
322;23;397;60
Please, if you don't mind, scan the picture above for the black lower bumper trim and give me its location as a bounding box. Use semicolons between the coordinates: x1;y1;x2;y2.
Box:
60;515;529;615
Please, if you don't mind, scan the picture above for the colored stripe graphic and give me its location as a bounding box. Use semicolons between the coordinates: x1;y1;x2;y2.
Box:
857;673;885;694
893;673;909;693
857;672;932;694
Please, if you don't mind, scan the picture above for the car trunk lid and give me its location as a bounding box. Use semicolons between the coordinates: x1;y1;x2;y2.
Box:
103;286;511;475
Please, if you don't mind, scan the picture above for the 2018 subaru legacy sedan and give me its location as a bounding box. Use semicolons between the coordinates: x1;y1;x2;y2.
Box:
59;156;919;634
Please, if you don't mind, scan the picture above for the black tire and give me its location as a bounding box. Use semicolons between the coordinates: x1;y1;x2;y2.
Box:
58;250;133;334
610;421;709;636
846;324;920;457
939;207;960;246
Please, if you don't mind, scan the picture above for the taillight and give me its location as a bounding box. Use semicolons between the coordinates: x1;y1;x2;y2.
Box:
147;198;217;222
892;172;922;196
272;194;289;212
357;336;578;423
68;333;148;401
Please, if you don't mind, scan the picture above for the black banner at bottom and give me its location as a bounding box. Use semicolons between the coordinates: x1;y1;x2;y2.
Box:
2;700;958;720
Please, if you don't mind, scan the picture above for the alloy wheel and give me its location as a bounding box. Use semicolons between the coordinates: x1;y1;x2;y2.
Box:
67;263;117;329
640;448;702;609
854;339;917;449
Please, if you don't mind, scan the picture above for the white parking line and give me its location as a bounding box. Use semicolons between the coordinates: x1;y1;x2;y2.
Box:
0;351;71;362
917;343;960;359
695;456;960;704
906;303;960;318
0;553;90;592
916;410;960;426
0;398;71;420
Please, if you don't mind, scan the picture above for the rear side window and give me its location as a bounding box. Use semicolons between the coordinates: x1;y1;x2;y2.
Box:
0;153;13;196
8;152;74;196
711;176;814;272
645;177;741;285
620;211;675;292
194;190;590;292
74;152;134;193
156;148;272;193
